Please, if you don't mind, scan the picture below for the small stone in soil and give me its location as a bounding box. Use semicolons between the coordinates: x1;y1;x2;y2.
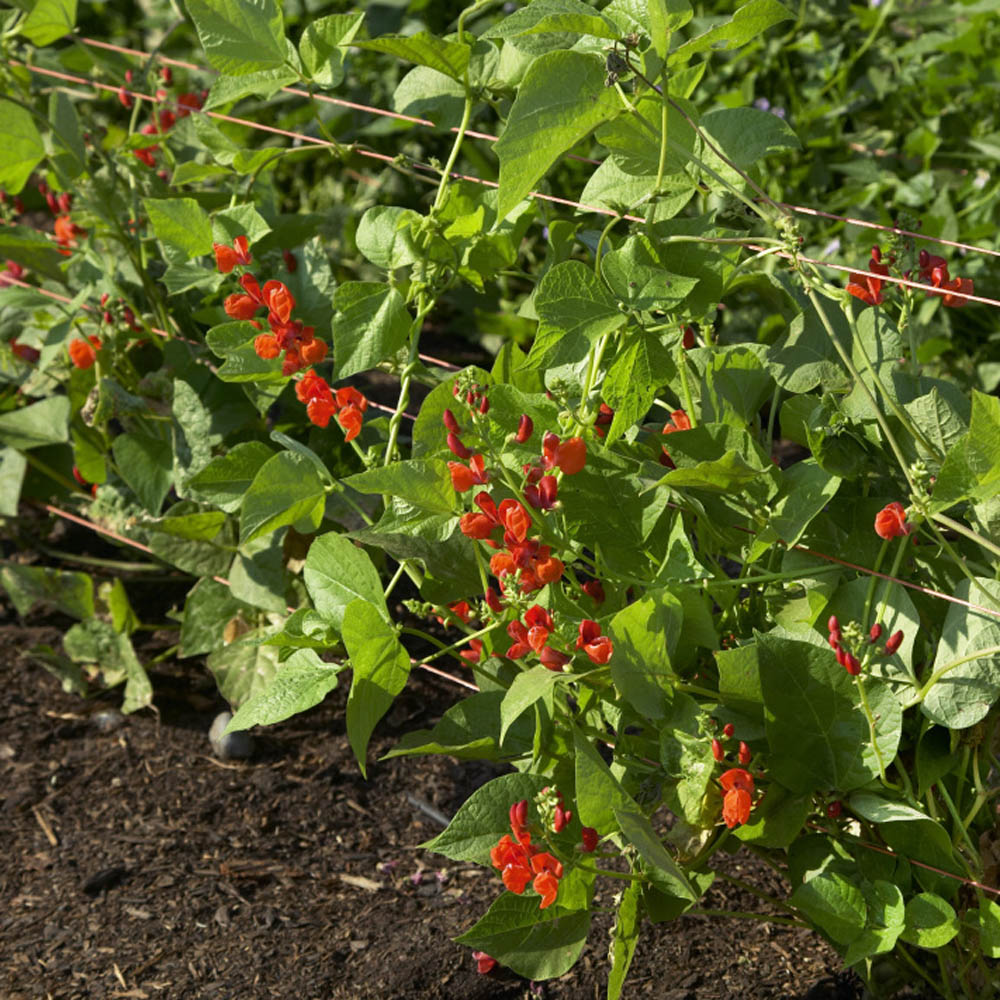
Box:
209;712;254;760
91;709;125;732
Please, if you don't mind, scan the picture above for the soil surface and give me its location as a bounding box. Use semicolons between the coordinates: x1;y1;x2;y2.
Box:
2;593;865;1000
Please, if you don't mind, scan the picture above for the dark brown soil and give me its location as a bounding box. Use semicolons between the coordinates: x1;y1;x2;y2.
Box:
1;602;863;1000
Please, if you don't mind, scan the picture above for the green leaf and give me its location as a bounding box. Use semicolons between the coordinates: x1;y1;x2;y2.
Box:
573;725;638;834
343;459;455;515
187;0;286;75
848;793;931;825
969;899;1000;958
903;387;968;460
495;50;622;219
303;532;387;631
63;619;152;714
0;396;69;450
424;772;550;863
500;666;561;743
933;392;1000;509
0;98;45;193
239;451;326;544
602;236;700;312
299;12;365;87
881;820;963;897
355;206;421;270
0;564;93;619
698;107;799;186
0;447;26;516
747;461;841;563
0;225;68;282
607;590;683;718
179;577;254;658
486;0;620;40
227;533;286;612
732;784;812;848
49;91;86;176
212;203;272;245
607;881;641;1000
900;894;959;949
603;335;676;446
203;63;299;109
921;577;1000;729
143;198;214;263
206;633;281;708
455;892;591;980
342;599;411;777
759;633;901;794
615;808;695;900
385;690;534;762
648;0;692;59
352;31;471;81
534;259;627;345
19;0;77;45
790;871;867;946
186;441;274;513
669;0;792;65
331;282;412;380
226;649;343;732
112;431;174;515
657;449;766;492
716;642;763;716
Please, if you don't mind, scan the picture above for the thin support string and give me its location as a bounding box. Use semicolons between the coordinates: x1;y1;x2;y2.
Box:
38;501;478;692
71;37;1000;261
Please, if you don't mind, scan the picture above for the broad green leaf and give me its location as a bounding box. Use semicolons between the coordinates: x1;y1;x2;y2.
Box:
500;665;560;743
343;459;454;515
932;391;1000;509
759;633;901;794
149;506;228;542
424;772;550;864
602;236;700;312
698;107;800;186
455;893;591;981
49;91;86;176
0;395;69;450
187;0;286;75
143;198;214;263
903;387;968;460
595;95;695;178
206;633;281;708
112;431;173;515
849;794;931;825
843;881;905;966
602;335;675;445
0;100;45;193
25;643;88;697
203;61;298;108
227;533;286;612
881;820;963;897
386;691;535;762
657;449;765;492
20;0;77;45
607;590;682;718
534;260;627;344
921;577;1000;729
669;0;792;65
969;900;1000;958
716;642;763;716
331;282;411;380
615;808;695;900
0;564;93;619
648;0;692;59
486;0;620;40
0;447;26;516
573;725;638;834
239;451;326;544
495;50;622;218
342;599;411;777
351;31;471;81
732;784;812;848
900;894;959;949
658;689;715;824
63;619;152;714
226;649;343;732
0;225;67;282
355;206;420;270
607;882;641;1000
747;461;841;563
790;871;867;945
179;577;254;658
304;532;387;630
212;203;271;245
300;12;365;87
186;441;274;513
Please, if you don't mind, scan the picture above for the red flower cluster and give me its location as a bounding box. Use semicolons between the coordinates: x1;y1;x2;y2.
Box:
131;85;204;168
490;801;563;909
294;371;368;440
918;250;973;308
874;501;912;540
594;402;614;439
712;722;751;765
68;335;102;369
827;615;860;675
517;431;586;510
719;768;754;829
660;409;692;468
846;246;889;307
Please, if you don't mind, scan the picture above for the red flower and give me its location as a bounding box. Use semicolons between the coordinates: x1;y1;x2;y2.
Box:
447;432;472;460
283;249;298;273
337;402;366;442
10;339;39;363
54;215;85;253
506;620;530;659
712;738;724;762
472;952;497;975
68;335;101;369
660;410;692;468
582;579;605;604
539;646;570;671
580;826;599;853
459;638;483;664
515;414;533;443
846;246;889;307
213;235;251;274
448;600;472;624
262;280;295;324
253;334;281;360
719;768;754;828
525;474;558;510
575;619;613;665
498;499;531;544
530;853;563;909
885;630;904;655
449;454;489;493
176;92;204;117
300;338;328;365
874;502;911;540
225;293;260;321
919;250;973;308
541;432;586;475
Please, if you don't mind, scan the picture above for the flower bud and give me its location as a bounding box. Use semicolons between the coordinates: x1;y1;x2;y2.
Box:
722;723;735;739
738;741;751;765
826;800;842;819
447;433;472;459
479;395;490;415
885;630;903;655
711;738;724;762
827;615;839;633
515;414;533;444
580;827;598;853
442;408;460;433
869;623;883;643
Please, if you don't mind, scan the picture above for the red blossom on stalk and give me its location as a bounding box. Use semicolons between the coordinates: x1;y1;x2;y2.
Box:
54;215;85;254
68;335;101;369
582;579;605;605
575;620;613;665
540;433;586;475
712;738;724;762
719;768;754;829
472;952;497;975
459;639;483;664
885;630;904;655
449;454;489;493
660;409;692;468
214;235;252;274
490;811;563;908
919;250;973;308
846;246;889;307
874;502;911;540
525;474;558;510
580;827;599;853
515;414;534;443
225;293;260;321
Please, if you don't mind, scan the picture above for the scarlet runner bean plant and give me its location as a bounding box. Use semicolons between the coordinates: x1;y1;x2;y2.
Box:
2;1;1000;998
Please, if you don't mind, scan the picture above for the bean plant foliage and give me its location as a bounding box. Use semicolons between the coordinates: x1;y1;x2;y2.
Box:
2;0;1000;995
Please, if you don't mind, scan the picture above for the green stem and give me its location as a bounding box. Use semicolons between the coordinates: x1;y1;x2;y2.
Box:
23;452;79;492
383;561;407;601
931;512;1000;563
856;674;889;784
433;93;473;212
